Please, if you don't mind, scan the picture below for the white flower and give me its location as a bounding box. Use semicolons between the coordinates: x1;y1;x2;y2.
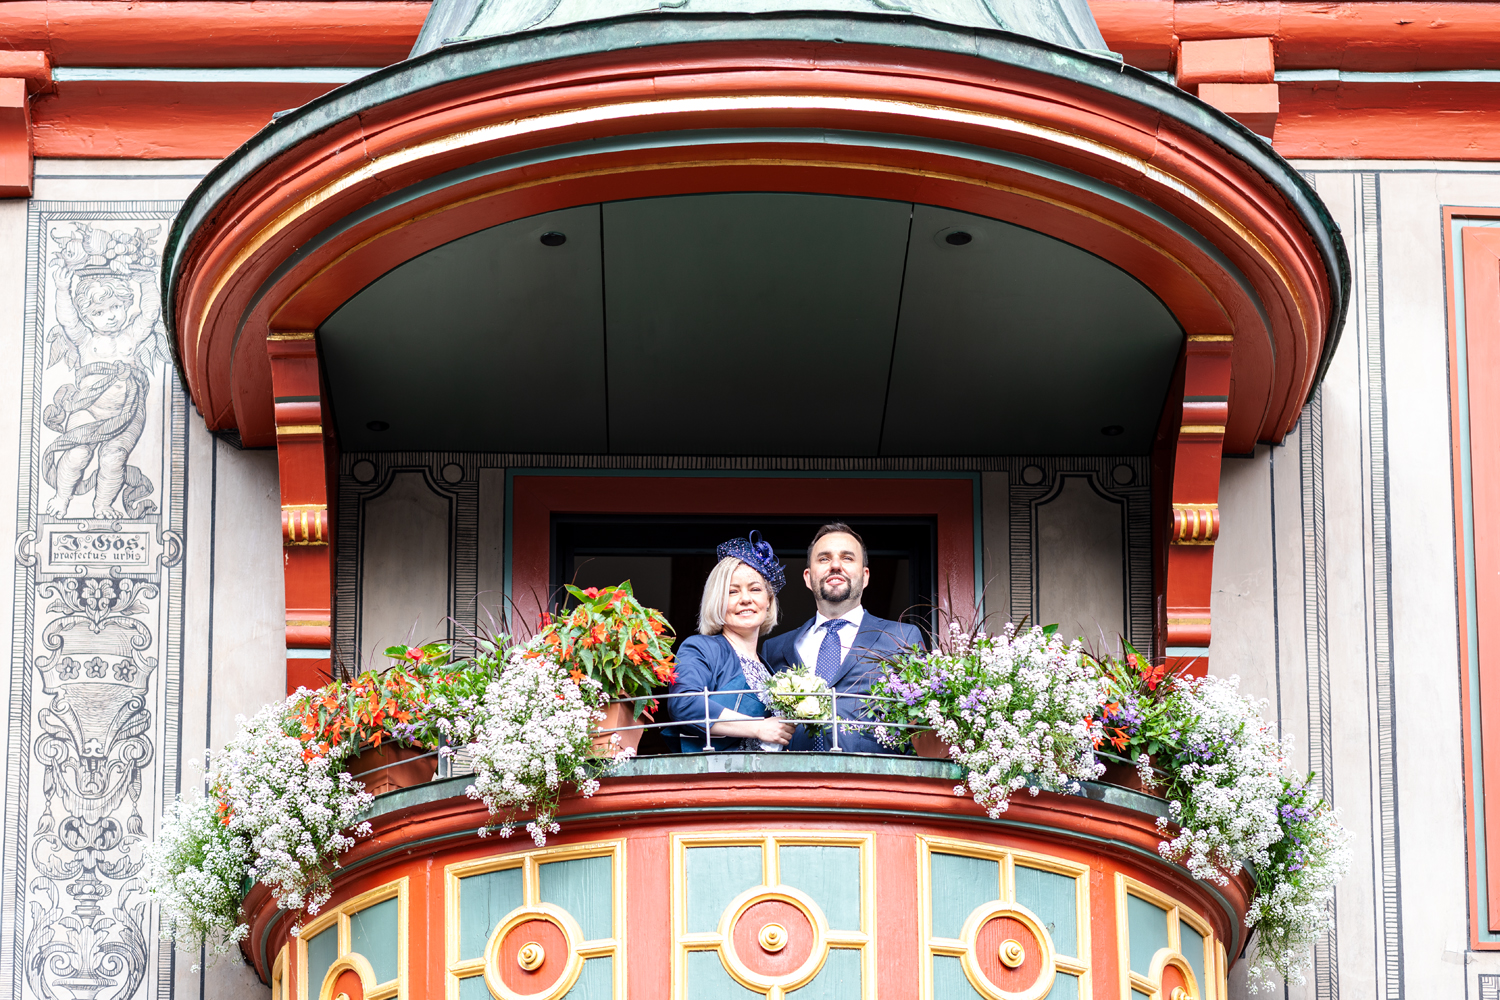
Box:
464;646;610;846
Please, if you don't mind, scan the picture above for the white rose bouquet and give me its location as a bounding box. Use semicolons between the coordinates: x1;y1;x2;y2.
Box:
766;663;834;726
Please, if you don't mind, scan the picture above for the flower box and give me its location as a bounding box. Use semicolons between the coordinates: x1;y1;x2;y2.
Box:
347;743;437;796
910;730;955;759
591;700;645;758
1097;756;1162;797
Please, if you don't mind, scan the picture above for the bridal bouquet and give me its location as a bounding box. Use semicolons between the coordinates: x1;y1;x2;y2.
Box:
766;664;834;724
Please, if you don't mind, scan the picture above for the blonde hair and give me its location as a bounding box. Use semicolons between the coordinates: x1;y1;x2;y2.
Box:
698;556;780;637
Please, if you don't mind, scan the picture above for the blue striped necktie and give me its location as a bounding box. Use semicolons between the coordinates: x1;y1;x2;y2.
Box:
813;619;851;751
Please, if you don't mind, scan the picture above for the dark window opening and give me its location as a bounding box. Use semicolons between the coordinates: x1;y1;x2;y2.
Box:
550;515;935;640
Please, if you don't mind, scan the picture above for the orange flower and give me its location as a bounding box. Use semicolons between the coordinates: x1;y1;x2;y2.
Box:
569;669;585;683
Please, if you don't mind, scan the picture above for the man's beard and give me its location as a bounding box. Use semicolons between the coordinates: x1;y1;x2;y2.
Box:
817;576;859;604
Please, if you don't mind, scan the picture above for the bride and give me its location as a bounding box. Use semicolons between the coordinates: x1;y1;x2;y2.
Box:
668;531;796;751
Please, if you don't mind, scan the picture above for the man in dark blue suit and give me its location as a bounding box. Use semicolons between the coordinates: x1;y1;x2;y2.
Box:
763;523;925;754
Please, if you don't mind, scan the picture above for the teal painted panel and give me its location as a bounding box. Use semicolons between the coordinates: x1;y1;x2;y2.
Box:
1132;992;1152;1000
1046;972;1081;1000
1013;865;1078;958
685;846;763;933
1180;923;1206;990
349;897;399;984
540;856;614;942
780;846;861;931
460;867;524;961
686;950;761;1000
565;956;613;1000
932;955;985;999
930;853;999;940
305;926;338;999
1126;894;1170;976
458;975;493;1000
788;948;861;1000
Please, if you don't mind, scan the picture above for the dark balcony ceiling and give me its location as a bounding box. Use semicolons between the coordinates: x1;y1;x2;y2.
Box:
319;192;1182;455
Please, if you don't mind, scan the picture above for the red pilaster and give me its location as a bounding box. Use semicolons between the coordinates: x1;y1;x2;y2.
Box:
266;332;336;693
1164;335;1232;676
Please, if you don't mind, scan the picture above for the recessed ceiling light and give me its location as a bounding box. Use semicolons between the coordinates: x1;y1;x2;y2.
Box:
945;231;973;246
367;420;390;431
1101;425;1124;436
540;232;567;246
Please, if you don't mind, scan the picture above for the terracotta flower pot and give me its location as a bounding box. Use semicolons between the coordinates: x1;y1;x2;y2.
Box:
347;743;438;796
911;730;956;760
1099;756;1164;797
592;700;646;758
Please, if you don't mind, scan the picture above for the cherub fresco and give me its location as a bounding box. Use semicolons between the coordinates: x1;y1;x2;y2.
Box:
41;224;169;519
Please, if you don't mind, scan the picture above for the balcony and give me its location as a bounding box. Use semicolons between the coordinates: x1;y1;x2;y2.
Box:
245;755;1247;1000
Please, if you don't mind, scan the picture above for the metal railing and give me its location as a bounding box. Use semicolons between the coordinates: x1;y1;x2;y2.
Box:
589;687;929;753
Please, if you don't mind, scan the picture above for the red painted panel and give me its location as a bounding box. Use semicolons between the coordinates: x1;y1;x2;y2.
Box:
508;475;975;625
1091;1;1500;73
32;81;341;158
1461;226;1500;933
1274;83;1500;162
0;2;425;68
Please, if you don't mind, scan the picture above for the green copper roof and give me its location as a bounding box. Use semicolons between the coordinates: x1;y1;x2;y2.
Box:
411;0;1111;57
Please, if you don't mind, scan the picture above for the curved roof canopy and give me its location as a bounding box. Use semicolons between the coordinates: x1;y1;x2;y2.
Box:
163;2;1347;454
411;0;1109;57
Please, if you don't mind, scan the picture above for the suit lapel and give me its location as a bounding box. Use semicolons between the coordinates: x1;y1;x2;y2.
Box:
827;613;888;688
776;618;817;670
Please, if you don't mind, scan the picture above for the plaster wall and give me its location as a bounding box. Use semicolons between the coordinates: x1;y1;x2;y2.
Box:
1212;163;1500;999
0;160;284;1000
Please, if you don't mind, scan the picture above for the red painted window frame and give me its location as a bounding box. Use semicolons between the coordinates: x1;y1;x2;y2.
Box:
507;474;977;628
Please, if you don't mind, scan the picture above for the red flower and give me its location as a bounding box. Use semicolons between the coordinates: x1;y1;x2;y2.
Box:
583;587;600;598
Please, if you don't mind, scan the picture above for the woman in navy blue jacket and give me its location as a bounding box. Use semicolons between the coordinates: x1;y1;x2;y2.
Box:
669;532;795;752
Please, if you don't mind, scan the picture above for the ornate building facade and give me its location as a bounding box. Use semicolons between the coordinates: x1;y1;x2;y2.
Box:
0;0;1496;997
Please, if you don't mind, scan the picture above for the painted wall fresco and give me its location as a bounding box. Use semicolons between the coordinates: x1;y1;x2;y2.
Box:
4;202;186;1000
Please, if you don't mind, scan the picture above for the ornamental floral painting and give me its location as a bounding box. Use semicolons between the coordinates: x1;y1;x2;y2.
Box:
6;204;188;1000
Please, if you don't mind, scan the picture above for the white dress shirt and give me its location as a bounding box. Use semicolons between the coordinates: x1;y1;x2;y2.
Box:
795;606;865;673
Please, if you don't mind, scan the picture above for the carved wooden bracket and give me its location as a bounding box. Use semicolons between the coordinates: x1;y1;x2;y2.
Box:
1164;335;1232;672
266;333;337;692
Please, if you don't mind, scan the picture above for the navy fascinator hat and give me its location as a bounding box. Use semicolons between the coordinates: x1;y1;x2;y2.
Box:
716;530;787;594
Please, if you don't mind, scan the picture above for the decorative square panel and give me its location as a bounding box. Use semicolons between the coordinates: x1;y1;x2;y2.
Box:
445;840;625;1000
918;836;1091;1000
671;832;876;1000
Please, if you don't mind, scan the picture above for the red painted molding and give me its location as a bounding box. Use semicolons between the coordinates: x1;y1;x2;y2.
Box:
33;80;340;159
7;1;1499;76
508;475;976;626
0;2;427;68
1091;0;1500;73
1447;210;1500;948
1275;82;1500;161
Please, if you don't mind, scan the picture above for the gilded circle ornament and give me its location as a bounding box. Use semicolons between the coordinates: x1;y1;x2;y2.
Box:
1170;989;1190;1000
518;943;546;971
998;938;1026;969
758;922;788;952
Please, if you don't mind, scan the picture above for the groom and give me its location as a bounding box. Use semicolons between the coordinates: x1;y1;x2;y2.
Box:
764;523;924;753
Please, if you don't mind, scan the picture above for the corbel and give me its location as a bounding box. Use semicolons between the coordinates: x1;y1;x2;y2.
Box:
0;51;52;198
266;331;338;693
1164;334;1232;675
1176;37;1278;139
